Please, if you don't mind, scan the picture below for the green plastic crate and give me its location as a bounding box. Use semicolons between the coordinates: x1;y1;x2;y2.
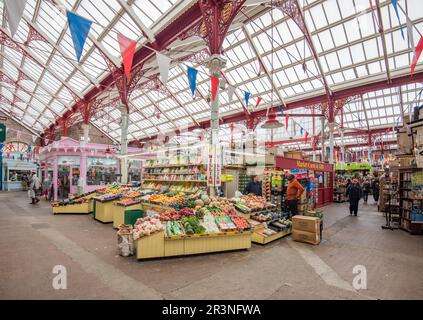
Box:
124;209;145;226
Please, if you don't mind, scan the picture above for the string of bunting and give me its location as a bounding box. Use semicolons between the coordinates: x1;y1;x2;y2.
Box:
3;1;422;151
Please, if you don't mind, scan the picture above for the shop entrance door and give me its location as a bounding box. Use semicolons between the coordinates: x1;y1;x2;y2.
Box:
58;165;71;199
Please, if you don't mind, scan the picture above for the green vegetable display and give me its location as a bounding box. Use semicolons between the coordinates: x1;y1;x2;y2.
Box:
181;216;205;234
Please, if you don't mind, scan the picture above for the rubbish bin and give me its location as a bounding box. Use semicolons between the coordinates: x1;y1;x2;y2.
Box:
124;209;145;226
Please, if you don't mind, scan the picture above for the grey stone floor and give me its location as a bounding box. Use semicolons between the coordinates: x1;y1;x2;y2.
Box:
0;192;422;299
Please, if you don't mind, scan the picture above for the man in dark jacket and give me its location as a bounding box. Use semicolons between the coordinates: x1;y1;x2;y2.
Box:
371;176;380;203
346;179;362;216
244;175;262;196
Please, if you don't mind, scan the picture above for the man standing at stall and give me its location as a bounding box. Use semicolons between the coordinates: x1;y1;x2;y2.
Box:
286;174;305;216
244;175;262;196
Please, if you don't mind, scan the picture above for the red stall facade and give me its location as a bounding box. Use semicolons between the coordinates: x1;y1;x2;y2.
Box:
275;156;334;208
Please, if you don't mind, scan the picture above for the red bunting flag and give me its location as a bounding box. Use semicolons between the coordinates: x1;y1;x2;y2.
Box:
411;36;423;75
305;131;309;144
312;136;317;150
210;76;219;102
117;34;137;79
285;114;289;129
255;97;262;109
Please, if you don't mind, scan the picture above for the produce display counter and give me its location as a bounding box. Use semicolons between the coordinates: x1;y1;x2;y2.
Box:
136;230;252;260
112;202;143;228
51;192;97;215
52;202;91;214
93;197;120;223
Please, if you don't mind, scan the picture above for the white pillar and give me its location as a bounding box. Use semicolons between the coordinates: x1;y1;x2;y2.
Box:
321;117;325;162
340;128;345;170
82;123;89;144
329;122;335;164
205;55;227;196
120;105;129;185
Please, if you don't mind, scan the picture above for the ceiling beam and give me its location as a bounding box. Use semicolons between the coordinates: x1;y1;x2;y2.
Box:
375;0;391;82
135;69;423;143
116;0;155;42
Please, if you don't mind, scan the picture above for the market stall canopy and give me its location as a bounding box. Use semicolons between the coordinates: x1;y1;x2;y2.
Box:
0;0;422;148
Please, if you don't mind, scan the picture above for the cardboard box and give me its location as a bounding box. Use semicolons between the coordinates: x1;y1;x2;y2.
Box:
292;215;320;233
292;229;320;245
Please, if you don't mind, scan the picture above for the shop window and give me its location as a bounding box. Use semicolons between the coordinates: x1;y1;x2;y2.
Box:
87;157;117;186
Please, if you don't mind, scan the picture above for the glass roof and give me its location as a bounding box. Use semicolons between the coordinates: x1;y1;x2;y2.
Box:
0;0;422;149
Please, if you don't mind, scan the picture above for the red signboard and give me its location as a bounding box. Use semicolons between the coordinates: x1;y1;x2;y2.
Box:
275;156;333;172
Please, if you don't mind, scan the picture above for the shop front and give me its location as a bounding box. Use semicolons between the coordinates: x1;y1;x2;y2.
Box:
40;137;144;201
275;156;334;208
1;154;38;191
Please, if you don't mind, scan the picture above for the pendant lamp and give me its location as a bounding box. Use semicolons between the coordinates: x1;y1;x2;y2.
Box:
261;110;283;129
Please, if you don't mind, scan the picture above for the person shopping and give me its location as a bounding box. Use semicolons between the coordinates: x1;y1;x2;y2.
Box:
286;174;305;216
371;174;380;204
362;178;370;203
346;179;362;216
28;173;41;204
244;175;262;196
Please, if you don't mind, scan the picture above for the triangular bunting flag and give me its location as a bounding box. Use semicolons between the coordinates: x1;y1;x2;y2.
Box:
285;114;289;129
227;85;235;102
187;67;198;97
411;36;423;75
300;127;304;135
117;34;137;79
255;97;262;109
4;0;27;38
391;0;405;39
210;76;219;102
305;131;309;144
278;105;283;115
67;10;93;62
244;91;250;111
156;52;171;85
32;134;37;143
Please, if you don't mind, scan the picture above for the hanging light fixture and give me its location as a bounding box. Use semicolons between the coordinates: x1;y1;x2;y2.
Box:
261;2;283;131
261;109;283;129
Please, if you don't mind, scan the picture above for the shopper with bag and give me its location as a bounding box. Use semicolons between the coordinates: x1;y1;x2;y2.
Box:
28;173;41;204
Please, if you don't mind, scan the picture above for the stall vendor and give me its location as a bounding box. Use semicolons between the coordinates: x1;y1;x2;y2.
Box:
244;175;262;196
286;174;305;216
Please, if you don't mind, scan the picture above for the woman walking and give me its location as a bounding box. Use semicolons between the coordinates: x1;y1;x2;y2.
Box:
371;174;380;204
346;179;362;216
28;173;41;204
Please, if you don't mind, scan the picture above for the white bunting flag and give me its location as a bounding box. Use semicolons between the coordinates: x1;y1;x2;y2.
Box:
73;146;78;152
227;85;235;102
4;0;27;37
407;17;415;55
156;52;171;85
32;135;37;143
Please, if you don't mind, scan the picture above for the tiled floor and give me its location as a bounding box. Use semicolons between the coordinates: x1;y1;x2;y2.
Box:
0;192;422;299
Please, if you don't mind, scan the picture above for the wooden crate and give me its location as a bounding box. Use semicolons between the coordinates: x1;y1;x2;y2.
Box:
94;200;115;223
52;202;90;214
252;229;291;244
113;203;141;229
136;231;165;259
